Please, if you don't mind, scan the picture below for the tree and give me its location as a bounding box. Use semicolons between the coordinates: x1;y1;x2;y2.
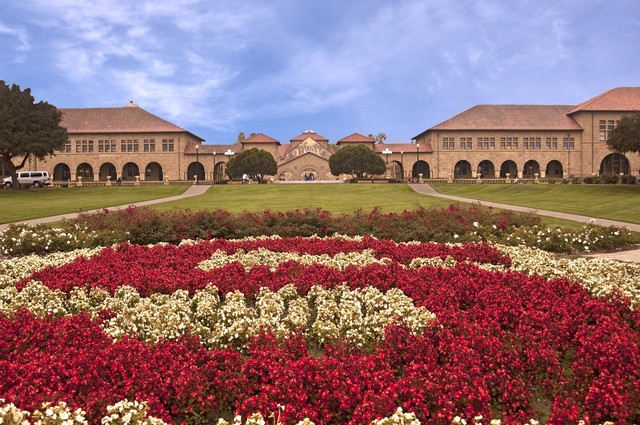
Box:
329;144;386;179
0;81;68;188
368;132;387;144
607;113;640;154
225;148;277;181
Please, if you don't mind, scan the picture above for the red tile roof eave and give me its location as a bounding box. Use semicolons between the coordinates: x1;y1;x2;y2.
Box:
568;87;640;114
67;129;204;141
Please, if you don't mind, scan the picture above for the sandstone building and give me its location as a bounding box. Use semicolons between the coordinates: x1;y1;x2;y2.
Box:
5;87;639;182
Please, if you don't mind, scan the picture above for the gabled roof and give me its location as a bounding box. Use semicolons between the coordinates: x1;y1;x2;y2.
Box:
337;132;375;144
415;104;581;138
569;87;640;114
61;102;204;141
290;130;329;142
242;133;281;145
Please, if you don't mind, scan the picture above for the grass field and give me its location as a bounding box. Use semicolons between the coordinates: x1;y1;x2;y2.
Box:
2;183;638;231
431;183;640;224
155;183;455;214
0;186;187;224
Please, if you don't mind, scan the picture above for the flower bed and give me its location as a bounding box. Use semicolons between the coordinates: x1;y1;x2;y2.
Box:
1;236;639;424
1;206;635;256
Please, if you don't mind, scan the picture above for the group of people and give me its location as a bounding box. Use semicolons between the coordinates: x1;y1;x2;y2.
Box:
242;173;262;184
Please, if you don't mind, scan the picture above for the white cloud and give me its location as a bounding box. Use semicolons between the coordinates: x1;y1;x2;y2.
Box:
0;22;30;51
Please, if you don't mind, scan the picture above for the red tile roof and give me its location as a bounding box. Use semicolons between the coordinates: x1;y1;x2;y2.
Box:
416;104;581;138
61;102;204;141
242;133;281;145
290;130;329;142
337;133;375;144
569;87;640;114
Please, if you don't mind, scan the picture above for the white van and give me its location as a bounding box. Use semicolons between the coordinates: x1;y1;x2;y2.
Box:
3;171;52;188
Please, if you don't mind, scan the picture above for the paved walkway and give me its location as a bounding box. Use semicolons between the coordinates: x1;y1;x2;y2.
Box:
409;183;640;263
0;184;211;233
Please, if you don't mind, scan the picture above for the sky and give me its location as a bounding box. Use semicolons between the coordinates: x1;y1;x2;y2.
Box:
1;0;639;145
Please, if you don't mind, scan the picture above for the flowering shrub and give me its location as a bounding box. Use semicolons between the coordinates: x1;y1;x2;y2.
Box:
31;401;88;425
1;205;634;256
1;237;639;424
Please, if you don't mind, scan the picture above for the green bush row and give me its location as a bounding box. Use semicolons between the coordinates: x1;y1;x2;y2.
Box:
1;205;635;256
583;174;637;184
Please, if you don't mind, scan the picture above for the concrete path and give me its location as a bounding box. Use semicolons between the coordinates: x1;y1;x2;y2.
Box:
409;183;640;263
0;184;211;233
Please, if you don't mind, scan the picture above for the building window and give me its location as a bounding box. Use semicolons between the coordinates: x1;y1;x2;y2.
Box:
98;139;116;152
144;139;156;152
599;120;606;140
60;141;71;153
121;140;139;152
75;140;94;153
563;137;575;150
600;120;617;140
162;139;175;152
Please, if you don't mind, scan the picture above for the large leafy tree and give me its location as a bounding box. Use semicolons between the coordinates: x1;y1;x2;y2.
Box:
329;144;386;179
0;81;68;188
606;112;640;154
225;148;277;181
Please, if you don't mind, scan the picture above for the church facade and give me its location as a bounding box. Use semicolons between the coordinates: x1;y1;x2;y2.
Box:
5;87;640;183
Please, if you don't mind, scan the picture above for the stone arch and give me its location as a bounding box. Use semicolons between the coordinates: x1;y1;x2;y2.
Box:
53;163;71;181
546;160;563;178
454;160;472;178
278;171;293;181
122;162;140;181
144;162;163;181
412;160;430;179
600;153;630;175
213;162;225;182
477;160;495;178
499;160;517;178
187;162;205;181
390;160;404;180
523;160;540;178
99;163;117;181
76;163;94;181
301;169;318;181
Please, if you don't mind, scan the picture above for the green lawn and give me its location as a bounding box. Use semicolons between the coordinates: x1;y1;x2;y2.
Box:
0;186;187;224
431;183;640;224
3;183;638;232
155;183;455;214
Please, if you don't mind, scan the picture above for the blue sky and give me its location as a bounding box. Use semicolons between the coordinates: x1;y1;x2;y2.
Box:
2;0;639;145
